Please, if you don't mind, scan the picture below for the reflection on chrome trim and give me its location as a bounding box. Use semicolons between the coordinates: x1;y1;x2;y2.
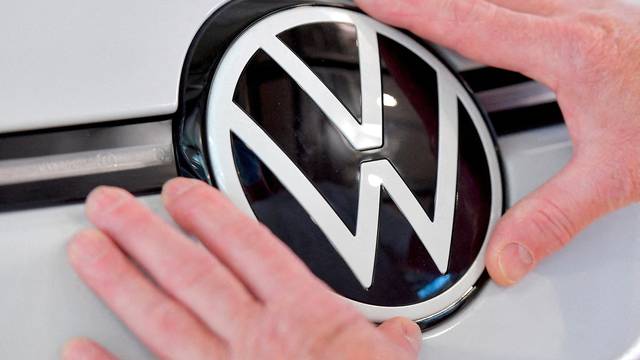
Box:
0;143;174;186
415;284;478;331
435;47;485;72
476;81;557;113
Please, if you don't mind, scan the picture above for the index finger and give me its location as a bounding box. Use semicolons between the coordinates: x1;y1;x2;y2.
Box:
162;178;325;302
356;0;565;87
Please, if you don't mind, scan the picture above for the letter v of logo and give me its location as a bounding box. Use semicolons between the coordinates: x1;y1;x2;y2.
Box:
204;6;502;322
207;7;459;289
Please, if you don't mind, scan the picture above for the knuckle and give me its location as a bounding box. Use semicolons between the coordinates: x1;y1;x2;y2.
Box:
447;0;492;24
560;12;624;79
384;0;423;18
247;301;361;358
581;147;640;207
526;198;576;251
237;306;295;357
436;0;494;40
306;312;367;358
249;314;292;354
602;155;640;206
148;302;193;343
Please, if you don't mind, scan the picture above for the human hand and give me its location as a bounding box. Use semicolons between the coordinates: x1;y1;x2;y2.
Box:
62;179;422;360
356;0;640;285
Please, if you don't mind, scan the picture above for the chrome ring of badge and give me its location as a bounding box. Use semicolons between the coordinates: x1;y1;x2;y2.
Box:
176;1;504;328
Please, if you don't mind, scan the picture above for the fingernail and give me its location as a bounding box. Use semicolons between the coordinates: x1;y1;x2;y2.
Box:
403;321;423;353
498;243;535;284
86;186;127;218
68;231;109;265
162;178;199;203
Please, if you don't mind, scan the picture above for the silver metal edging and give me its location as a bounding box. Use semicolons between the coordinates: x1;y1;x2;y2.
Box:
0;143;174;186
476;81;557;113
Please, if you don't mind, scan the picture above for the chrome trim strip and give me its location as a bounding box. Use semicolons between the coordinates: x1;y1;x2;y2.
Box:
476;81;557;113
434;47;485;72
415;284;478;330
0;144;174;186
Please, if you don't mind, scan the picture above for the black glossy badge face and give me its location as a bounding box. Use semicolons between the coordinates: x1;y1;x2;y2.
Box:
231;23;491;306
179;2;503;324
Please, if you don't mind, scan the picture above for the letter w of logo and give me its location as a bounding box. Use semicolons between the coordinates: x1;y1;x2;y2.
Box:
211;15;460;289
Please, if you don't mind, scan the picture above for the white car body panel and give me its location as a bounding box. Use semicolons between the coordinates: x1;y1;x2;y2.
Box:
0;0;225;133
2;125;639;359
1;1;639;359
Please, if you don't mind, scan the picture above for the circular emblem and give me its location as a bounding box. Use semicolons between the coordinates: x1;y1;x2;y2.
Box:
179;3;503;326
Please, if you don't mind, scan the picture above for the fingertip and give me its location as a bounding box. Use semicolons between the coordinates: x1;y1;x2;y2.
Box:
62;338;115;360
401;320;423;353
162;178;232;217
486;219;537;286
161;177;203;205
486;246;534;287
62;338;89;360
486;258;513;287
68;229;111;267
378;317;422;354
85;186;130;221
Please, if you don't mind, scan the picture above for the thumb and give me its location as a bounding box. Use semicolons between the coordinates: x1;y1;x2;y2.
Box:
486;152;636;285
378;317;423;355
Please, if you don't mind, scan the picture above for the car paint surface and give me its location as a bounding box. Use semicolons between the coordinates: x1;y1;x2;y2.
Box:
1;125;639;359
0;0;226;133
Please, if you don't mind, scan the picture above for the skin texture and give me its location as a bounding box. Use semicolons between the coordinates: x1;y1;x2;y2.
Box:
63;1;640;358
355;0;640;285
63;181;422;360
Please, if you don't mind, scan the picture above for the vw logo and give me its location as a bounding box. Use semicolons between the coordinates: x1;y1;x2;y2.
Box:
185;4;503;325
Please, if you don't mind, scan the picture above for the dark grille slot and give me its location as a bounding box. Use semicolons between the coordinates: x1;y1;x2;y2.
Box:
0;119;177;212
455;65;564;135
460;67;532;93
488;102;564;136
